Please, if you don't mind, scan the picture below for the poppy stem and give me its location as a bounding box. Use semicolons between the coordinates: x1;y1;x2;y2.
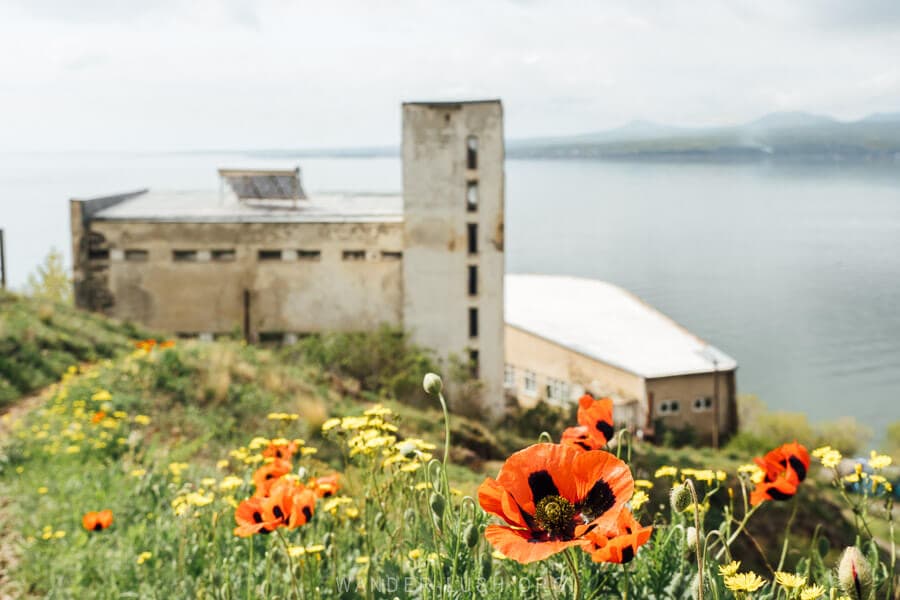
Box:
247;537;254;600
685;479;704;600
274;529;302;600
563;548;581;600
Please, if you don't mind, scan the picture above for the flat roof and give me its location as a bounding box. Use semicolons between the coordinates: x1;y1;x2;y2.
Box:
505;274;737;379
87;189;402;224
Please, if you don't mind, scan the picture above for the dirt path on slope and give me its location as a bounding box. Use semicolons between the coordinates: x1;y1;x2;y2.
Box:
0;385;55;600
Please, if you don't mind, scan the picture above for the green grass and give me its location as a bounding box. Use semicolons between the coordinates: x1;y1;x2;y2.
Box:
0;290;153;408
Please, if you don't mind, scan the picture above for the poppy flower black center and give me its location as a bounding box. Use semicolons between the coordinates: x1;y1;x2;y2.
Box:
252;511;264;524
534;495;575;536
579;478;616;520
273;506;284;520
93;523;102;531
595;420;614;441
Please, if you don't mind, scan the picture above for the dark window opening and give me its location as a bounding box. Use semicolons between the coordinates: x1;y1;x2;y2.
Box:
468;265;478;296
381;251;403;261
469;307;478;338
343;250;366;261
466;135;478;169
88;249;110;260
124;249;147;262
467;223;478;254
466;181;478;212
297;250;321;261
173;250;197;262
469;349;479;379
212;249;235;262
258;249;282;261
258;332;285;344
175;332;198;339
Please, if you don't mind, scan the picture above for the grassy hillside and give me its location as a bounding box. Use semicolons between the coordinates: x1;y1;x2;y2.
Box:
0;300;896;598
0;291;153;408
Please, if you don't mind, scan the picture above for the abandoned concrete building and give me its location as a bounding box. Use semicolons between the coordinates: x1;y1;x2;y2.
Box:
504;275;739;445
70;100;506;415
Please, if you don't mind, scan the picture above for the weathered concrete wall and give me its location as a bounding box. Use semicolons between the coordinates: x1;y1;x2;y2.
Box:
646;370;737;442
402;100;505;418
80;220;404;336
505;324;647;424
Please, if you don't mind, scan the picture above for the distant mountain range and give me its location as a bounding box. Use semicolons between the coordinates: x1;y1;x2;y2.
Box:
506;111;900;162
246;111;900;163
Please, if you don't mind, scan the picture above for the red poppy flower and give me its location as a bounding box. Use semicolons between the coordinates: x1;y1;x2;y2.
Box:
135;339;157;352
287;486;317;529
159;340;176;349
562;395;614;451
91;411;106;424
234;497;280;537
583;507;652;564
252;459;293;497
750;442;810;506
309;474;340;498
82;509;113;531
262;440;299;461
478;443;634;563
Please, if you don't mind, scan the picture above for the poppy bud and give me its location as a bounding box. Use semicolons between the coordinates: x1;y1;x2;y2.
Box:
463;523;480;548
373;511;385;531
838;546;873;600
686;526;698;550
429;492;446;519
671;484;692;513
423;373;443;395
481;554;492;580
404;508;417;524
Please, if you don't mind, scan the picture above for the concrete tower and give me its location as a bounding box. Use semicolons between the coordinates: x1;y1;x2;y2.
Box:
401;100;505;418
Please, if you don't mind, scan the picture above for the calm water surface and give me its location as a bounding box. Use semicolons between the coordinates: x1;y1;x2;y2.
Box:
1;153;899;435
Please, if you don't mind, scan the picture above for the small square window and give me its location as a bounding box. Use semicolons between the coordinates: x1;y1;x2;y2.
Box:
342;250;366;261
298;250;321;261
89;249;110;260
212;249;235;262
258;250;282;261
125;249;148;262
173;250;197;262
523;370;537;396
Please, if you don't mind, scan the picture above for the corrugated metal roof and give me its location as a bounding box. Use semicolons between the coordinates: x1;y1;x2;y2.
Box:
90;189;402;223
218;168;306;201
505;274;738;379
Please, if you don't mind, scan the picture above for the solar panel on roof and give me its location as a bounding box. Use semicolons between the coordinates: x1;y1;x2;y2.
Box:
221;171;306;201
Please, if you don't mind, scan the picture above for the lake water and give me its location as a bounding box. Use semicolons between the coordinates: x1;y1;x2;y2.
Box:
2;153;899;436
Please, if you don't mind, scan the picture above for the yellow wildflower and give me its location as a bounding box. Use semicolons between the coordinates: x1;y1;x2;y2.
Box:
822;449;843;468
774;571;806;589
37;487;48;494
869;450;892;470
630;490;650;511
654;465;677;478
723;572;766;593
91;390;112;402
266;412;299;421
200;477;216;488
130;469;147;478
321;418;341;432
300;447;318;456
719;560;741;577
408;548;423;560
133;415;151;426
219;476;244;491
305;544;325;554
800;584;825;600
355;556;370;564
136;552;152;565
287;545;306;557
216;459;230;469
247;437;270;450
634;479;654;489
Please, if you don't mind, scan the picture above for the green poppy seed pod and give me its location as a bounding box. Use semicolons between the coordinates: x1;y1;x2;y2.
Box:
838;546;873;600
429;492;446;519
670;483;692;513
686;526;698;550
373;511;385;531
322;532;334;550
403;508;417;524
423;373;443;396
481;554;492;580
463;523;480;548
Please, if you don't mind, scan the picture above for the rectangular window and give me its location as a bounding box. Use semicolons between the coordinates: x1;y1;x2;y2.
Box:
466;181;478;212
468;349;479;379
258;332;285;344
504;364;515;388
692;396;714;412
523;370;537;396
468;265;478;296
173;250;197;262
212;249;235;262
342;250;366;261
466;135;478;170
258;249;282;261
546;378;570;405
297;250;322;261
658;399;681;415
381;251;403;261
124;249;148;262
88;249;110;260
467;223;478;255
468;307;478;338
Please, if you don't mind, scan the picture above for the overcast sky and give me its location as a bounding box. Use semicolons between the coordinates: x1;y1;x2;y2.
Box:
1;0;898;151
